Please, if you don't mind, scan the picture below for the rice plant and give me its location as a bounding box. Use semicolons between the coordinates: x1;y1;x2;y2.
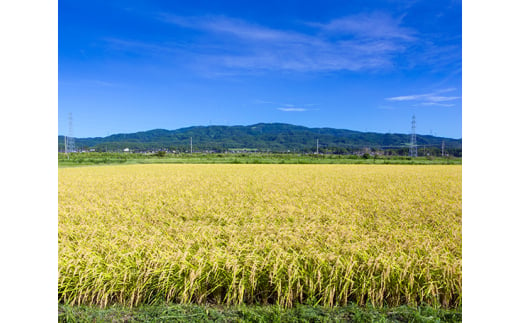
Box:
58;164;461;308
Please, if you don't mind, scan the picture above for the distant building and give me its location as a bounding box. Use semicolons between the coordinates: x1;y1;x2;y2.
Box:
123;148;130;152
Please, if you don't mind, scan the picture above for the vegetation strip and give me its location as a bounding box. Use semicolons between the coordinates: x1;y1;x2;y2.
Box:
58;152;461;167
58;303;462;322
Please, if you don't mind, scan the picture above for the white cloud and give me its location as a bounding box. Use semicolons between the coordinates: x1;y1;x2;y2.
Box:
107;11;458;76
386;94;428;101
317;12;416;41
153;13;418;73
417;102;456;107
427;95;461;102
385;88;460;107
256;101;315;112
159;14;298;41
277;107;307;112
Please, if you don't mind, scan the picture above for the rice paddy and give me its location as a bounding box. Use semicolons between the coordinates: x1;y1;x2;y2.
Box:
58;164;461;308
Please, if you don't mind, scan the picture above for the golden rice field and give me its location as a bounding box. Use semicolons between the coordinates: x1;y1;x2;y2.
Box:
58;164;461;308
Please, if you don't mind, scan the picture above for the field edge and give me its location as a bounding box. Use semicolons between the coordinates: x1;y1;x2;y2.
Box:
58;302;462;322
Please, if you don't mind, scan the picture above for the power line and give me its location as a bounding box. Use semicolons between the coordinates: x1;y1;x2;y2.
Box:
409;115;417;157
64;135;68;159
67;113;75;153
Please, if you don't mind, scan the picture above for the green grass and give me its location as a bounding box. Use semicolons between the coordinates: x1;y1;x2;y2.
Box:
58;152;461;167
58;303;462;322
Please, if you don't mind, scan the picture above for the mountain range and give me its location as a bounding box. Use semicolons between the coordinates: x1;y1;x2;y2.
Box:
58;123;462;155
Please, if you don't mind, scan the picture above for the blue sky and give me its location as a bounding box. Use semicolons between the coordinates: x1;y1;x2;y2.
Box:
59;0;462;138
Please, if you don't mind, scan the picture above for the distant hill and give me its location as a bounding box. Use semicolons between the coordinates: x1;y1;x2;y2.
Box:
58;123;462;156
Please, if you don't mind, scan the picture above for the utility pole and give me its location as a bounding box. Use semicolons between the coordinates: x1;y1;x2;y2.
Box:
441;140;445;157
190;137;193;154
316;139;319;154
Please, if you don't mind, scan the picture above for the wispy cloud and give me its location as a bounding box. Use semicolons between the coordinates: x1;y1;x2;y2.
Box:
104;10;457;76
256;100;316;112
159;14;298;42
147;12;419;73
418;102;456;107
315;12;416;41
385;88;460;107
277;107;308;112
